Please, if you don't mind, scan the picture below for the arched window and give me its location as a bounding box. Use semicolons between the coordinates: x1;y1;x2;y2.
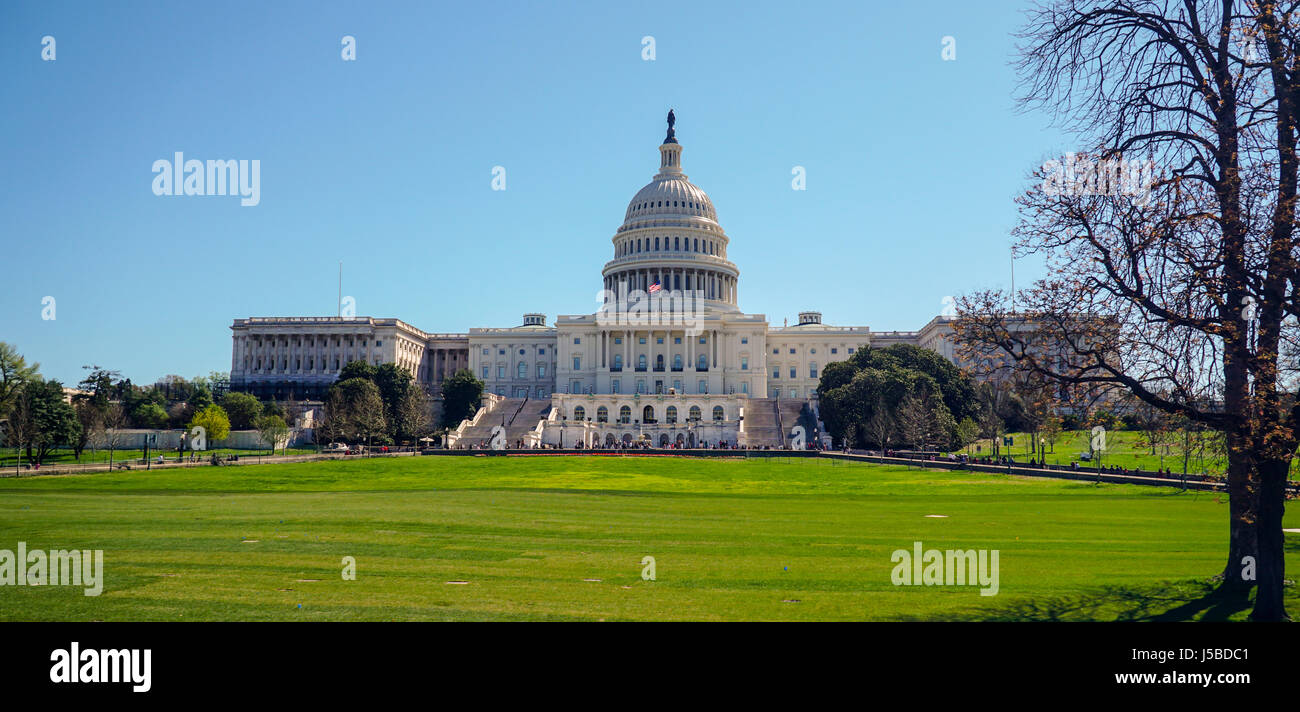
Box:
638;354;647;370
712;405;724;422
655;354;664;370
689;405;702;421
596;406;608;422
697;354;708;370
619;406;631;424
643;405;655;423
673;354;682;370
666;406;678;424
573;406;585;421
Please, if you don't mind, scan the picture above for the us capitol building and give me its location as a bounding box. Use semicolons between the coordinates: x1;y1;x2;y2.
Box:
229;113;965;448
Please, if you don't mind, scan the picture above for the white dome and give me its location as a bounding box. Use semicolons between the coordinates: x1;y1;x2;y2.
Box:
623;177;717;223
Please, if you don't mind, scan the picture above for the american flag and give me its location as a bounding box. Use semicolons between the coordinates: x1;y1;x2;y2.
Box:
648;281;662;295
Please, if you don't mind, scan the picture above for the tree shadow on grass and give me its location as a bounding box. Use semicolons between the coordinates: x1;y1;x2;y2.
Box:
935;579;1259;622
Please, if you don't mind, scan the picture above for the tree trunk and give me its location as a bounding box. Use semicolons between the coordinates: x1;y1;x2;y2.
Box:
1252;457;1289;621
1219;440;1258;590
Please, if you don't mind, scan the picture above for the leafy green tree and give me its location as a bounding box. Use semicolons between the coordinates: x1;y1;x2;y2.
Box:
440;369;484;429
13;380;80;463
338;360;377;383
255;414;289;455
188;384;213;411
0;342;40;421
220;391;263;430
261;400;285;420
817;344;977;449
72;400;99;460
132;402;169;429
956;416;980;454
188;404;231;445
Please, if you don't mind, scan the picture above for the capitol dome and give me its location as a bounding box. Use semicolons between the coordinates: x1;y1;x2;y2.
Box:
602;112;740;311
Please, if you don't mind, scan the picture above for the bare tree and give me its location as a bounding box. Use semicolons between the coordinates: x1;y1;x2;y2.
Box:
956;0;1300;619
101;403;129;470
865;399;895;455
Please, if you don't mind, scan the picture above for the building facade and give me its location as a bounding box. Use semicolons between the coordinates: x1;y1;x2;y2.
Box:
230;115;997;445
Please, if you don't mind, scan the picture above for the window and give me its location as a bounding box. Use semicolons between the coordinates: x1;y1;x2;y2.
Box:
699;380;708;394
519;349;525;355
499;349;505;355
597;406;608;422
538;348;545;355
613;353;623;370
673;354;683;370
699;337;706;344
713;406;724;422
789;367;796;379
636;380;646;394
809;362;818;378
831;348;838;354
612;379;620;394
573;338;581;345
537;387;547;398
573;356;581;370
697;354;708;370
482;365;489;378
375;340;383;346
772;368;780;379
810;348;816;354
639;337;647;345
789;348;796;354
741;357;749;370
741;337;748;344
789;388;797;398
614;337;622;345
619;406;631;424
666;406;678;424
537;363;546;378
773;349;779;355
674;337;681;344
848;348;855;354
656;337;664;344
571;380;582;393
638;354;647;370
673;380;682;392
517;362;527;379
573;406;585;421
689;406;702;421
495;365;505;379
643;405;655;422
741;382;749;394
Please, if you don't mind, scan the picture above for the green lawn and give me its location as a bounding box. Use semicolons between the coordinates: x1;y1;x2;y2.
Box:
0;454;1294;621
0;446;318;468
969;429;1286;477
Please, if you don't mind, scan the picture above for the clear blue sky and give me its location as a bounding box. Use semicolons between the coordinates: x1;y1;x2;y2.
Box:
1;0;1069;387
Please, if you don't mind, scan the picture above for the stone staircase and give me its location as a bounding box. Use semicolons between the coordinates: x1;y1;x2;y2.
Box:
448;397;552;448
741;398;785;448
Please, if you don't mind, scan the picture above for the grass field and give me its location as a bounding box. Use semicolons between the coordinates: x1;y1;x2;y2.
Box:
0;446;318;468
970;429;1286;477
0;454;1295;621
